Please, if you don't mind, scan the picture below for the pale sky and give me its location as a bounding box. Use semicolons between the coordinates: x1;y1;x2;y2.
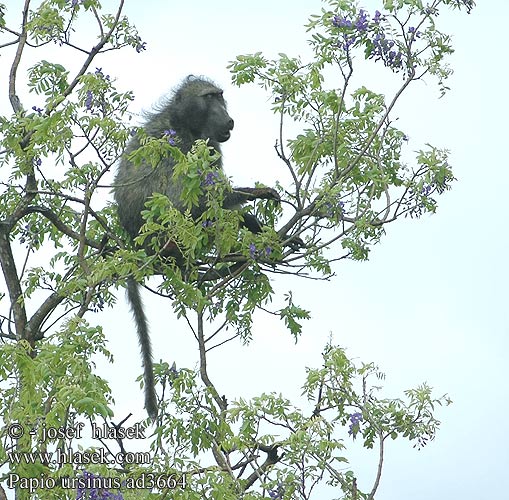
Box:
1;1;508;499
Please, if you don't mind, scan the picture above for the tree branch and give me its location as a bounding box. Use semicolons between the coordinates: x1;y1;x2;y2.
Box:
243;443;281;490
367;432;385;500
0;229;28;343
196;311;227;412
53;0;126;110
8;0;30;113
21;205;102;249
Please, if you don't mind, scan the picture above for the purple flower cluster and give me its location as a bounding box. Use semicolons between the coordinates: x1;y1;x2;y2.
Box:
421;184;432;197
332;9;389;54
83;69;112;112
369;33;403;69
268;482;285;499
332;16;352;29
331;9;408;70
85;90;93;111
163;129;177;146
133;36;147;53
201;171;220;187
348;412;363;436
355;9;369;31
408;26;421;37
95;67;110;81
249;243;272;259
32;105;43;115
323;199;345;220
332;9;377;32
249;243;257;258
168;361;179;378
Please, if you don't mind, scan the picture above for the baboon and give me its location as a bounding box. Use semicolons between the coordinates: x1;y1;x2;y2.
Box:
114;76;280;419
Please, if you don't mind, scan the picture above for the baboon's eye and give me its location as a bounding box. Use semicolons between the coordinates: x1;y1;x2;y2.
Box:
204;92;223;101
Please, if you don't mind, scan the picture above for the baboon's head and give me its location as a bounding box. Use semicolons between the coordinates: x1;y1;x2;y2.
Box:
171;76;234;143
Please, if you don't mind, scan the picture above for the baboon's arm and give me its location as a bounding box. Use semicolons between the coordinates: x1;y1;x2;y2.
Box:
227;186;280;206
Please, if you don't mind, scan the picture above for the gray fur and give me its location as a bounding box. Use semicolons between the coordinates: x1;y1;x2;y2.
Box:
114;76;278;419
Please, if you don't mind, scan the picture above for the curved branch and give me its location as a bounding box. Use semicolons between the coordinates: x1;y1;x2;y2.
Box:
8;0;30;113
243;443;281;490
29;292;66;342
196;311;227;412
0;229;27;342
21;205;102;249
53;0;126;110
367;432;385;500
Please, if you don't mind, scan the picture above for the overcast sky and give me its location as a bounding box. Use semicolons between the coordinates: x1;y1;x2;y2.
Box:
2;1;508;499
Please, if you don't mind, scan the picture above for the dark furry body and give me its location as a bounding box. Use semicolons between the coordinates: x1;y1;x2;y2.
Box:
114;76;278;419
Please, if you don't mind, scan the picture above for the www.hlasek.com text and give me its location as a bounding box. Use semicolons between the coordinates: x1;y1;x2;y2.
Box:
8;447;150;466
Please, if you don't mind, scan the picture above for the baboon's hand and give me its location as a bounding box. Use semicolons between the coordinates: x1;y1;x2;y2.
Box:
234;187;281;203
254;187;281;203
286;235;305;250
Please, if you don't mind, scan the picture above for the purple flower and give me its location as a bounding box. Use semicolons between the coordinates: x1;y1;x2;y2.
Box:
408;26;422;38
373;10;382;23
342;34;356;50
368;32;403;70
95;67;110;80
85;90;93;110
163;129;177;145
355;9;369;32
249;243;257;258
32;105;43;115
169;361;178;377
332;15;353;29
202;171;220;187
350;412;363;424
135;38;147;53
268;482;284;499
421;185;432;197
348;412;363;437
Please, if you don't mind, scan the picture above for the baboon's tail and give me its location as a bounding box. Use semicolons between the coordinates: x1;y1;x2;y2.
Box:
126;277;157;420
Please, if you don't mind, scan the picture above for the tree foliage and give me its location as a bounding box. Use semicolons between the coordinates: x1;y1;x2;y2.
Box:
0;0;472;498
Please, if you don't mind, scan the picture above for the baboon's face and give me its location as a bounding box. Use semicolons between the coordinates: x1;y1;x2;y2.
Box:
184;86;234;142
202;90;234;143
